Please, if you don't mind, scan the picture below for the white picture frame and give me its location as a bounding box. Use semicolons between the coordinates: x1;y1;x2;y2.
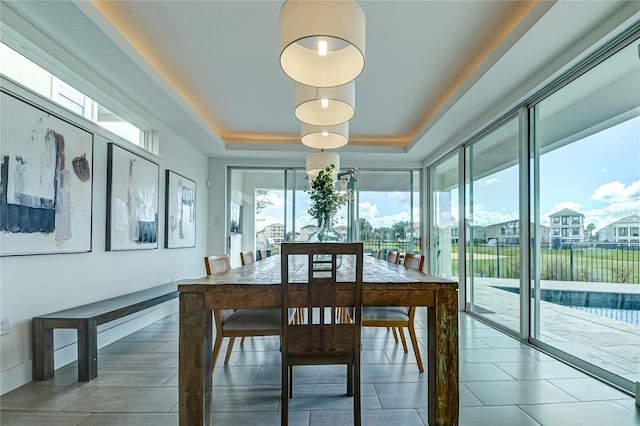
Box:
0;91;94;256
165;170;196;248
106;143;159;251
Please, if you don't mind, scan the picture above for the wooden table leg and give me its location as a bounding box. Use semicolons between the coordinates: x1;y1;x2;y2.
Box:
32;319;54;380
179;292;213;426
428;289;459;425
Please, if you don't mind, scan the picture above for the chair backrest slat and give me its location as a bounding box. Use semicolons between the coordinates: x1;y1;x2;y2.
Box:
403;253;425;272
240;250;255;266
204;254;231;275
281;242;363;354
257;249;268;261
386;250;400;265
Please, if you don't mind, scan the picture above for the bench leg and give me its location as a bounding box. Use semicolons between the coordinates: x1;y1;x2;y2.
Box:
32;319;55;380
77;319;98;381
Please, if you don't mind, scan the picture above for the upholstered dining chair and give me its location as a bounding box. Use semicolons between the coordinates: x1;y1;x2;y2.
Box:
204;254;283;371
280;242;364;426
240;250;256;265
372;248;382;259
257;248;268;261
361;253;425;372
385;250;400;265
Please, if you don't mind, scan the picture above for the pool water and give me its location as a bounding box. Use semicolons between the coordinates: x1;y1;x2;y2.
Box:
569;306;640;326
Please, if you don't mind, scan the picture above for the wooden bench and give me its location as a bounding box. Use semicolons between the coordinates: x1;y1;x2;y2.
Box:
32;282;178;382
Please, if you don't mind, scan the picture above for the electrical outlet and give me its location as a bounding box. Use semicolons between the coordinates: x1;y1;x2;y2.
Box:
0;316;10;336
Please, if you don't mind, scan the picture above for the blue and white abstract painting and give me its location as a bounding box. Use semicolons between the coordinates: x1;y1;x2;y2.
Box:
0;91;93;255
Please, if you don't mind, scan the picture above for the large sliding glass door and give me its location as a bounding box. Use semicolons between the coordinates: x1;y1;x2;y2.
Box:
228;167;421;262
428;154;459;280
426;30;639;391
530;40;640;385
465;117;521;331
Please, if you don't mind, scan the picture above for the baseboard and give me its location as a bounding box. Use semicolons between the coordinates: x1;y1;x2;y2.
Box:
0;300;177;395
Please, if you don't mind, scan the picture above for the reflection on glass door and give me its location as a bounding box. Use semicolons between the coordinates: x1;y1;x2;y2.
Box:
465;118;520;331
228;168;288;266
531;40;640;386
429;154;459;279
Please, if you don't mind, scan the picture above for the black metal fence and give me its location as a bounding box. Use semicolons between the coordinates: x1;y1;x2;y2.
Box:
462;242;640;284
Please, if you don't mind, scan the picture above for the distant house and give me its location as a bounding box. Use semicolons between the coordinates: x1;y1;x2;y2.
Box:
450;225;486;244
548;209;585;243
298;224;318;242
484;220;550;245
256;223;285;244
598;214;640;243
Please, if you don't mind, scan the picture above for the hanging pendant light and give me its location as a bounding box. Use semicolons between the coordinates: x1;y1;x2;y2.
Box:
306;151;340;177
280;0;366;88
295;81;355;126
301;122;348;150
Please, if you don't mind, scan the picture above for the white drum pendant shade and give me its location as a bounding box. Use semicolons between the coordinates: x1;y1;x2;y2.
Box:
301;122;348;150
295;81;355;126
280;0;366;88
306;151;340;177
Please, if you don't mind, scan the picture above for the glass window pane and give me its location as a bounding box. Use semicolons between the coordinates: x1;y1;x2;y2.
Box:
429;154;458;279
531;40;640;385
357;170;420;258
1;42;146;150
465;117;520;331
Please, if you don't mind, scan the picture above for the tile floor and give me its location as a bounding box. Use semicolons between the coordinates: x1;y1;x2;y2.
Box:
1;310;639;425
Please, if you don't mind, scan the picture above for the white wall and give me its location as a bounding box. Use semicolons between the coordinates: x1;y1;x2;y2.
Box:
0;80;209;394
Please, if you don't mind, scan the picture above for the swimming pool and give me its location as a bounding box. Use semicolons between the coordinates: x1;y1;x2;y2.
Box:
492;285;640;325
569;306;640;325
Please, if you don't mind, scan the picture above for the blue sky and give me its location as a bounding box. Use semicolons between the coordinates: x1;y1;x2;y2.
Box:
257;116;638;234
470;116;639;230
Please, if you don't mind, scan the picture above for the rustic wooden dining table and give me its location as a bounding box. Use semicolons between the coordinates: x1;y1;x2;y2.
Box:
178;254;459;425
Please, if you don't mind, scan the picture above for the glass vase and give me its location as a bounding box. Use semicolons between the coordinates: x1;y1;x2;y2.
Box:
308;214;343;268
308;214;343;243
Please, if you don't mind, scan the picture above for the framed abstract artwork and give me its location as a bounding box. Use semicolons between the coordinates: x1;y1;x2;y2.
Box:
165;170;196;248
106;143;159;251
0;91;94;256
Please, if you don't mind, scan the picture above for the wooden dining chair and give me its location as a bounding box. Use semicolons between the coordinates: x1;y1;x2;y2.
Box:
403;252;425;272
257;248;268;261
362;253;425;372
240;250;256;265
372;248;381;259
280;242;363;426
204;254;283;371
385;250;400;264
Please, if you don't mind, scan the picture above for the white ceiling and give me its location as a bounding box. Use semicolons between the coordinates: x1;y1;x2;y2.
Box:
2;0;637;166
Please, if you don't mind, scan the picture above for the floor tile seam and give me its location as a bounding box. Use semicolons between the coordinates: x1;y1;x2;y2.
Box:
58;386;103;413
611;398;640;415
491;361;533;381
463;404;544;425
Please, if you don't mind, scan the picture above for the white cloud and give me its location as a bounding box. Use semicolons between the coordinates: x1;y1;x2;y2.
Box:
263;191;285;209
591;179;640;203
358;201;412;229
543;201;584;218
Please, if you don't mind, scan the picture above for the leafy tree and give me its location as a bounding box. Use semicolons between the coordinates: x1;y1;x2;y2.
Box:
392;221;410;240
585;223;597;241
375;227;393;241
255;189;273;215
359;218;375;240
